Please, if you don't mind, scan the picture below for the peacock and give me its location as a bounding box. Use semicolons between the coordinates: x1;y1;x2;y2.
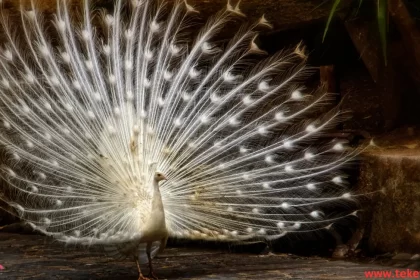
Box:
0;0;361;279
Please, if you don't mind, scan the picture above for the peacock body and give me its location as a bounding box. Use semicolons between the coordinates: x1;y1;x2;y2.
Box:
0;0;359;278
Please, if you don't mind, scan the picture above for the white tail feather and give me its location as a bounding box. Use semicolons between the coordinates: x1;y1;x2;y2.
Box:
0;0;358;249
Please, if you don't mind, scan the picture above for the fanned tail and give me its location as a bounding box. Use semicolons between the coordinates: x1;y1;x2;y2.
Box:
0;0;360;246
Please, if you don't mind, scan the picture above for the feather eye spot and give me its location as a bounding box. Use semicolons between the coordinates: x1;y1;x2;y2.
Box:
293;222;301;229
174;118;182;127
39;44;50;57
242;95;253;105
229;116;240;126
146;126;154;135
262;182;271;189
304;151;314;160
283;140;293;149
281;202;289;209
125;29;134;40
332;176;343;184
306;183;316;190
125;60;133;71
42;217;52;226
126;91;134;100
257;228;266;235
85;60;93;71
258;80;270;92
108;74;116;85
306;124;317;132
310;210;322;218
3;121;10;129
342;192;351;199
213;140;223;148
61;52;71;63
25;10;36;20
93;92;101;101
30;185;39;193
291;90;303;100
170;44;181;55
145;49;153;61
189;68;200;79
201;41;219;54
44;102;52;111
25;73;35;84
105;15;114;26
14;204;24;216
274;111;286;121
223;71;238;82
143;78;151;88
21;102;30;114
6;167;16;177
2;78;10;88
73;80;82;90
37;172;47;180
182;92;191;102
82;29;90;41
65;103;73;112
50;75;60;85
239;146;248;154
103;45;111;56
257;126;267;135
333;143;344;151
164;71;173;81
200;115;210;124
265;155;274;164
150;21;160;32
285;165;294;172
140;110;147;119
26;140;34;149
57;19;66;32
87;111;95;119
3;49;13;61
12;152;20;161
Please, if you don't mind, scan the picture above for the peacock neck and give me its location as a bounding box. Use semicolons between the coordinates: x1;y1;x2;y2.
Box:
152;180;163;205
151;180;166;225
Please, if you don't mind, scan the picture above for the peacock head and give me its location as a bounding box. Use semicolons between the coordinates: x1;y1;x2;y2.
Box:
154;172;167;183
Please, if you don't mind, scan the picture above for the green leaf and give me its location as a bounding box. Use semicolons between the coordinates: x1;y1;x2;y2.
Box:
377;0;388;65
322;0;342;42
356;0;364;14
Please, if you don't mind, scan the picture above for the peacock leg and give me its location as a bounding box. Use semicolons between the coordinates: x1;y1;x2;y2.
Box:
135;258;149;280
146;242;158;279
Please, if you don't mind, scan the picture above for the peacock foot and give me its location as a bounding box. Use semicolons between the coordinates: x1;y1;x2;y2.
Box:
147;271;158;279
138;275;151;280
